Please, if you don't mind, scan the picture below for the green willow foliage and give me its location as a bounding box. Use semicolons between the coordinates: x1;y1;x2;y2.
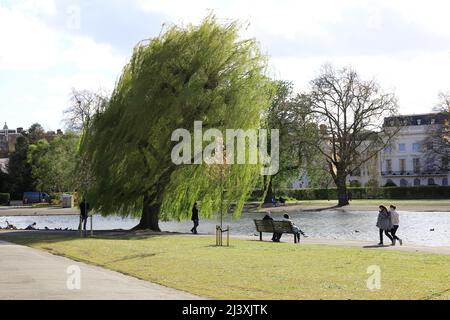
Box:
80;16;275;222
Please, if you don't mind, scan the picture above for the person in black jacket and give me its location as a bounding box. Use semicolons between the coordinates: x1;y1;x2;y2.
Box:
263;211;281;242
191;202;199;234
78;199;89;231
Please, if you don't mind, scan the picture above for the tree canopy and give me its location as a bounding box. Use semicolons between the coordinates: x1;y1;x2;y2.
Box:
28;132;79;193
80;16;274;230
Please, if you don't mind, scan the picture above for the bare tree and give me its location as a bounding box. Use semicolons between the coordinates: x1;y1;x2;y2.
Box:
63;88;109;132
423;91;450;172
63;88;109;202
308;65;400;206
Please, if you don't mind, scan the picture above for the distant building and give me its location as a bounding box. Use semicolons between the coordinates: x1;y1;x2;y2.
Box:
0;123;20;158
349;113;449;187
0;123;64;172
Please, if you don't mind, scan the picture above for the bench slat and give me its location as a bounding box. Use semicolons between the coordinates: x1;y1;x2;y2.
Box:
254;220;295;234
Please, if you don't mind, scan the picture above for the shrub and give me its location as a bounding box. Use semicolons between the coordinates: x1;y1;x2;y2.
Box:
272;186;450;200
0;193;10;205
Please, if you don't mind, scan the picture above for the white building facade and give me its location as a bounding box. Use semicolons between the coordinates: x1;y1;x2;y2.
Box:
349;113;449;187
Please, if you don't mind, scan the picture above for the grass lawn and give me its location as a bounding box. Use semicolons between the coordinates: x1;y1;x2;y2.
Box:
1;233;450;300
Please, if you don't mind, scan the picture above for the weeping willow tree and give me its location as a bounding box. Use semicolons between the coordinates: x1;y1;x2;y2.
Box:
80;16;275;230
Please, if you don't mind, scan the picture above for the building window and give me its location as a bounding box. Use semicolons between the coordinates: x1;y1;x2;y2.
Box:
384;146;392;154
443;178;449;186
428;178;436;186
386;179;396;187
414;178;421;186
413;158;420;173
398;143;406;152
400;179;408;186
412;143;420;152
399;159;406;173
386;159;392;173
417;119;422;125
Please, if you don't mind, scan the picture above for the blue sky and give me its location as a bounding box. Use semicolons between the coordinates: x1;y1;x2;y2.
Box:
1;0;450;131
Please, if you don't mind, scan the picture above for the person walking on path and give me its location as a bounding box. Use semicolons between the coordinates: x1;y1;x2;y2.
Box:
190;202;199;234
377;205;394;246
389;205;403;246
78;199;89;231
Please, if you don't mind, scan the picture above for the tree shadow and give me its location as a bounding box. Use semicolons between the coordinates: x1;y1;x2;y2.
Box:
363;245;390;248
0;229;193;246
305;205;341;212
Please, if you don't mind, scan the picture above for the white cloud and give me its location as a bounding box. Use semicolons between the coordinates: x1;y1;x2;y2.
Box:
271;51;450;114
0;4;126;72
139;0;450;112
0;1;127;130
138;0;359;39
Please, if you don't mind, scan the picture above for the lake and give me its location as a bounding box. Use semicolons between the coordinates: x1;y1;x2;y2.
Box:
1;210;450;246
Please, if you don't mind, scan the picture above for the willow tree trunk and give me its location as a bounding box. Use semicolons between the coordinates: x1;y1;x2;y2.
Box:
263;176;274;204
132;195;161;231
335;171;349;207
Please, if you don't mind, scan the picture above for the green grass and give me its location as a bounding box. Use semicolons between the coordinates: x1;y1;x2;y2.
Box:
1;233;450;300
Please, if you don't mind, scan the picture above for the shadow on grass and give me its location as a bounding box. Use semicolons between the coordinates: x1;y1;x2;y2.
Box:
0;229;196;246
363;244;390;248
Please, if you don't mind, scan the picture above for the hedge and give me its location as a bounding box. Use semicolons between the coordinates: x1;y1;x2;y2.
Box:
251;186;450;201
0;193;10;205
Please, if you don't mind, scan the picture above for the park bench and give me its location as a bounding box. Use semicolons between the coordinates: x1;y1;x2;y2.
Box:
253;219;300;243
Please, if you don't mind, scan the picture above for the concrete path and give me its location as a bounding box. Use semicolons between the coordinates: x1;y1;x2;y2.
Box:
0;241;203;300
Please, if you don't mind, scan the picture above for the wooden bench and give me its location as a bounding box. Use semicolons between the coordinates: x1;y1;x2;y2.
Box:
253;219;299;243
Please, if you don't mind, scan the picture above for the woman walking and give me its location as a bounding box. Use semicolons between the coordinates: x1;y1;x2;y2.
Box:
377;205;394;246
389;205;403;246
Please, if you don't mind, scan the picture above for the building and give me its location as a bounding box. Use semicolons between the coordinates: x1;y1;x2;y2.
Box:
349;113;449;187
0;123;21;158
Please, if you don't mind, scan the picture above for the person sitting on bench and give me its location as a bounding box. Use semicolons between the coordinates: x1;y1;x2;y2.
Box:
283;214;306;242
263;211;282;242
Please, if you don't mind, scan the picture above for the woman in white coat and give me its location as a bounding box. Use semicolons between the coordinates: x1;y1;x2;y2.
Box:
389;205;403;246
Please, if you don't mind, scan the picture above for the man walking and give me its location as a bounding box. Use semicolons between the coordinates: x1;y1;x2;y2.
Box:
78;199;89;231
191;202;199;234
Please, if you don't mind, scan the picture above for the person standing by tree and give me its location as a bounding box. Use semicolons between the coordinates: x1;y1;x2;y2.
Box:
190;202;199;234
78;199;89;231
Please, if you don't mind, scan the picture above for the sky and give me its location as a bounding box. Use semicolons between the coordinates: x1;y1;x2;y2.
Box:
1;0;450;131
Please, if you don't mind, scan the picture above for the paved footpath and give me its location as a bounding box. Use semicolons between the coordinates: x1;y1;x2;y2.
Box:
0;241;203;300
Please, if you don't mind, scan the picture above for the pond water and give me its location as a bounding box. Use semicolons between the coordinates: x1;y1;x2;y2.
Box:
1;210;450;247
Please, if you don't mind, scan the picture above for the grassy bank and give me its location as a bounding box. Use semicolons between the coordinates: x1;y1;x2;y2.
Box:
285;199;450;207
1;232;450;300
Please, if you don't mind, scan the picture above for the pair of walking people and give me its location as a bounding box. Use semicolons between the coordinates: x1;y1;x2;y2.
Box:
377;205;403;246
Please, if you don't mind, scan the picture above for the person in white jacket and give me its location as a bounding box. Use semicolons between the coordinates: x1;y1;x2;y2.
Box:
389;205;403;246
